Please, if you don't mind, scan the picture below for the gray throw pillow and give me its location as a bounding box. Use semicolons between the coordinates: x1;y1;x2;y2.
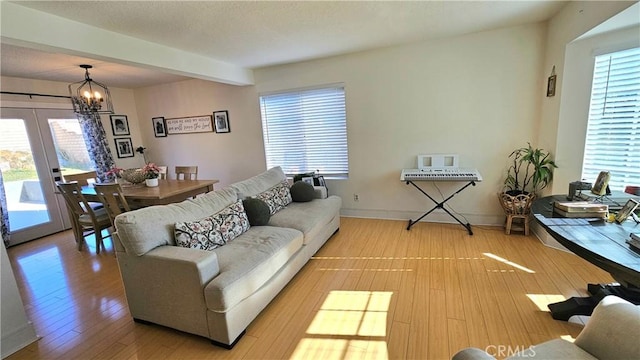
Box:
290;181;315;202
242;198;271;226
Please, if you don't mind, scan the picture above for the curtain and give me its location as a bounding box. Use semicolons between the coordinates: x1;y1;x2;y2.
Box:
76;112;115;183
0;169;9;246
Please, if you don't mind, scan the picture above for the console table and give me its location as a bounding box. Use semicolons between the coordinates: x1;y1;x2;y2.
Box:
532;195;640;288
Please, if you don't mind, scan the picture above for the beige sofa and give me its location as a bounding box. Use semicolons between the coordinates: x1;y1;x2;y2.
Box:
452;295;640;359
113;167;341;348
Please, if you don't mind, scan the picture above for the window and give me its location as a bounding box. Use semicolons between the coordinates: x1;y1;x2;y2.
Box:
582;47;640;191
259;85;348;178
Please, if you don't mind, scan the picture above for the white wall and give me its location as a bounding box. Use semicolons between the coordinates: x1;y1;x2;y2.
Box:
254;23;546;225
132;79;265;188
1;234;38;358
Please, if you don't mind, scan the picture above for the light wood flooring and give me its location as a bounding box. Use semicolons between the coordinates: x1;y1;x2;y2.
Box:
6;217;613;360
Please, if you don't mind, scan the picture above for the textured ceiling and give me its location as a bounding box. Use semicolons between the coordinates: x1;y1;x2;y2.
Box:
1;1;568;88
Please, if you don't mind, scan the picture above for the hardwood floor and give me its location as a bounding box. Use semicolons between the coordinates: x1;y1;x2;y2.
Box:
6;217;613;359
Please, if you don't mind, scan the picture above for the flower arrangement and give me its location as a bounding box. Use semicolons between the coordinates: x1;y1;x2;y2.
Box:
105;166;123;179
142;162;161;179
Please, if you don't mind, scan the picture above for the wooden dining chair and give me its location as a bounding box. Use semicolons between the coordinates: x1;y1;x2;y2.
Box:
63;171;98;186
56;181;112;254
175;166;198;180
93;183;131;226
62;170;104;210
157;166;168;180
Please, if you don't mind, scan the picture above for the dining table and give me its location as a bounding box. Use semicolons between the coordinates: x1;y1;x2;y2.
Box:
83;179;219;208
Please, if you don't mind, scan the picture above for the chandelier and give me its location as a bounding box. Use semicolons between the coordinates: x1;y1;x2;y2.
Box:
68;64;114;115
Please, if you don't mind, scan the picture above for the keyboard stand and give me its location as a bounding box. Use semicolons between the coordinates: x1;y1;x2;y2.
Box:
405;180;477;235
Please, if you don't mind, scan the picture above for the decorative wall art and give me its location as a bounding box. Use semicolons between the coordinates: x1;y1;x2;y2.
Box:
115;138;134;158
153;117;167;137
165;115;213;135
214;110;230;133
110;115;130;136
546;66;556;97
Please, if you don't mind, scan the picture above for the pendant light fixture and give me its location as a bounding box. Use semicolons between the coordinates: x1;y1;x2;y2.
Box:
68;64;114;115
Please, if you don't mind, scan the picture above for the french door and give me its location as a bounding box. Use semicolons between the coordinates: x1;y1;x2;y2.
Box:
0;108;89;245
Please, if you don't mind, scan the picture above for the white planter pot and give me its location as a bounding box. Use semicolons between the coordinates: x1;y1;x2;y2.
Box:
145;178;159;187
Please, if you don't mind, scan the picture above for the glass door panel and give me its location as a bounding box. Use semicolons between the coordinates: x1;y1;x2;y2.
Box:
47;117;94;178
0;118;52;231
0;108;82;245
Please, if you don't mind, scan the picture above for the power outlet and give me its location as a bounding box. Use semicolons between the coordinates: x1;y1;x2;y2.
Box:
353;194;359;202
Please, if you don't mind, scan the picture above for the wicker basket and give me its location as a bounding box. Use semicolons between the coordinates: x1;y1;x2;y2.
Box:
120;168;146;184
498;192;535;215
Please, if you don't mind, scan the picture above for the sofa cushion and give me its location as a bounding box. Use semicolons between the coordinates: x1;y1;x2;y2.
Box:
269;195;342;244
242;198;271;226
290;181;315;202
255;181;292;215
230;166;287;199
508;339;596;359
175;200;250;251
204;226;303;312
115;187;238;256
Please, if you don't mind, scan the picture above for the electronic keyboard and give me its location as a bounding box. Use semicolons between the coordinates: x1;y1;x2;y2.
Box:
401;168;483;182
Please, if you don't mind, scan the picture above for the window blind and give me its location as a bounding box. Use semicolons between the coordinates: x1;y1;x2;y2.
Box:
260;86;348;178
582;47;640;191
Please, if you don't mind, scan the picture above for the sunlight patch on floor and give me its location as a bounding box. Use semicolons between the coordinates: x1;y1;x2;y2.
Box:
290;339;388;360
483;252;536;273
307;291;392;336
293;291;392;359
526;294;567;311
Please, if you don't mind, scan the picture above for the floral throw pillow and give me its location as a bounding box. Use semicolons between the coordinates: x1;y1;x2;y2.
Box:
255;180;292;215
174;200;250;251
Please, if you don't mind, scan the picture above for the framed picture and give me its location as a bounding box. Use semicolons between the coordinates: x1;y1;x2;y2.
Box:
314;175;326;187
110;115;130;136
591;171;611;196
546;74;556;97
213;110;230;133
152;117;167;137
616;199;639;224
114;138;134;158
301;177;314;186
165;115;213;135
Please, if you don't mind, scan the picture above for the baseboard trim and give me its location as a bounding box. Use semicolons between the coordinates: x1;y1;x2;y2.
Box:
339;208;504;227
1;321;39;358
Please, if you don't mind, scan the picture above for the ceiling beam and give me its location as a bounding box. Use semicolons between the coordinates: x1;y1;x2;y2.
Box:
0;2;254;86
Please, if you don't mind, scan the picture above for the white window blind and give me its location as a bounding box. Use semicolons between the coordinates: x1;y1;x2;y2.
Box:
260;86;348;178
582;47;640;191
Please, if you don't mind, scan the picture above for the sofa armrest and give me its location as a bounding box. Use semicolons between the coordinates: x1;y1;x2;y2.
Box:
451;348;496;360
116;245;220;337
574;295;640;359
313;186;328;199
144;245;220;285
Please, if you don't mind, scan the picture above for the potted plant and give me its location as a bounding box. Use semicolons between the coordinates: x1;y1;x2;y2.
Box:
499;143;558;231
142;162;161;187
504;143;557;196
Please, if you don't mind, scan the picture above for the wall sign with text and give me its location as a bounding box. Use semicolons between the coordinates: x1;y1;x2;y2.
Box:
165;115;213;135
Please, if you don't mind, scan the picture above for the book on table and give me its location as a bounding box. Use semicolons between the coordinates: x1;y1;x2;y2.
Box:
552;208;607;218
553;201;608;213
